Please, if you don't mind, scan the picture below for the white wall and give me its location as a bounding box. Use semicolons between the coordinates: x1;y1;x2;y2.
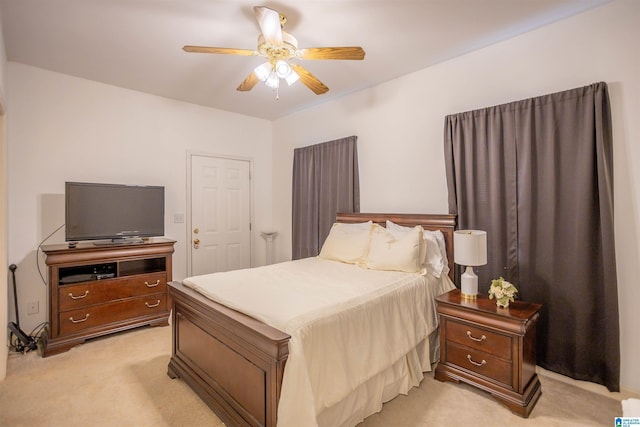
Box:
6;63;273;335
272;0;640;393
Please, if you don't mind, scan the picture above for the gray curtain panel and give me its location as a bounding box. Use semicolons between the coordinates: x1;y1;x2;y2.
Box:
444;82;620;392
292;136;360;259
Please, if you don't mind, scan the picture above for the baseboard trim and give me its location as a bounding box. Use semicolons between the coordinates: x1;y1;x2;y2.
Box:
536;366;640;401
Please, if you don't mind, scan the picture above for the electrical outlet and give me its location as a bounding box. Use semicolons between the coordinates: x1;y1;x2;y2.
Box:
27;301;39;315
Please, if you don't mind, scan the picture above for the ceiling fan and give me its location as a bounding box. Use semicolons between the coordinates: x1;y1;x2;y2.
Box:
183;6;366;97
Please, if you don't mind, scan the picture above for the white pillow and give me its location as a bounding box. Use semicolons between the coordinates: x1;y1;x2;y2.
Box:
366;224;425;273
385;222;427;266
423;230;448;278
386;220;449;278
319;221;373;265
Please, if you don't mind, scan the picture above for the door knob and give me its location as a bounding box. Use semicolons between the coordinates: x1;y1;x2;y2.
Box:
193;238;200;249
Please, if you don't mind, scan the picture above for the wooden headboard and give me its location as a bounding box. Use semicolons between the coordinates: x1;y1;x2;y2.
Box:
336;213;457;282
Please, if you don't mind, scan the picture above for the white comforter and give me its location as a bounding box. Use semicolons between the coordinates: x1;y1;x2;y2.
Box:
183;257;454;427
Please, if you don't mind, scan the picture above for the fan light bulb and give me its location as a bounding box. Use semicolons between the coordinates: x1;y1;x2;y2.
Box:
275;60;291;78
276;60;299;86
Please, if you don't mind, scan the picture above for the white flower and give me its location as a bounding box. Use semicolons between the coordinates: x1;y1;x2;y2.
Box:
488;277;518;308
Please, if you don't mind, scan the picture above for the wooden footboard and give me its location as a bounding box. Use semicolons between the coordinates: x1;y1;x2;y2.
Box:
167;281;290;427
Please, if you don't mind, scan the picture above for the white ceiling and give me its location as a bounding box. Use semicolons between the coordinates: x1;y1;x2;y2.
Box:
0;0;611;120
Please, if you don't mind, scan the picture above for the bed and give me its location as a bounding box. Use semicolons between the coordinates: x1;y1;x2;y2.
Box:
167;213;456;427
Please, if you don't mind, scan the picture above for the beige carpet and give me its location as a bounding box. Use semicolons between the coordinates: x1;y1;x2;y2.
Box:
0;325;623;426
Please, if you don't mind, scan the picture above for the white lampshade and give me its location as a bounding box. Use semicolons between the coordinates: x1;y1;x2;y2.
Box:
454;230;487;299
264;70;280;89
284;69;299;86
253;62;273;81
454;230;487;266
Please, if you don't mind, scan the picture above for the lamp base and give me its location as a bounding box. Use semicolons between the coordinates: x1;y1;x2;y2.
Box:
461;292;478;301
460;266;479;300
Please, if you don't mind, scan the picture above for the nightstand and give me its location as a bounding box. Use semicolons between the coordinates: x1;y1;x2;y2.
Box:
434;289;542;417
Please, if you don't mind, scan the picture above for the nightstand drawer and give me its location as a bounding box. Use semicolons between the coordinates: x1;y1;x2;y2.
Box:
446;320;512;360
447;341;512;387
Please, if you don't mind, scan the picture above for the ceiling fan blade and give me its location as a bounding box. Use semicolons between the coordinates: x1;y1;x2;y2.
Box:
254;6;283;45
237;71;260;92
290;64;329;95
183;46;256;56
299;47;366;60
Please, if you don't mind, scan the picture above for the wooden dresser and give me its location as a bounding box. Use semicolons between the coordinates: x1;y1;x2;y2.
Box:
41;238;175;356
434;289;542;417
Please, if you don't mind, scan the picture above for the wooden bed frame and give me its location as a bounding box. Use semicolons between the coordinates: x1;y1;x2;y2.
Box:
167;213;456;427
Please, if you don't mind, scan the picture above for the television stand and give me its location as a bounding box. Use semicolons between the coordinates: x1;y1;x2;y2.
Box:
40;238;175;356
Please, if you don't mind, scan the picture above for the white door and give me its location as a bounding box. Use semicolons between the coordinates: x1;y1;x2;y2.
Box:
190;155;252;275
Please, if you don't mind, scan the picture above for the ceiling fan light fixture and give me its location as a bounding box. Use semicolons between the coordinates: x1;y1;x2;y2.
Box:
275;60;291;78
275;60;299;86
265;70;280;89
285;70;300;86
253;62;273;81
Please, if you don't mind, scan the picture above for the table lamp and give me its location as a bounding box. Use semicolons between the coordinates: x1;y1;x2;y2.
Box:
454;230;487;300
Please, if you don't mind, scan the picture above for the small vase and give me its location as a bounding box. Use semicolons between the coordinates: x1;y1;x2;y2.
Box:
496;299;510;308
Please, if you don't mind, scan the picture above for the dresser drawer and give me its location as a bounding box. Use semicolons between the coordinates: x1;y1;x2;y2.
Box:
446;341;513;387
59;293;167;335
59;273;167;311
446;319;512;360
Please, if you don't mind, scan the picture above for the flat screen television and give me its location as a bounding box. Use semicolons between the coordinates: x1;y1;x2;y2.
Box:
65;181;165;244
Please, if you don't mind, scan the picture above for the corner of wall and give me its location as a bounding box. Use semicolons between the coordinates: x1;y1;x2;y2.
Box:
0;7;10;381
0;109;8;382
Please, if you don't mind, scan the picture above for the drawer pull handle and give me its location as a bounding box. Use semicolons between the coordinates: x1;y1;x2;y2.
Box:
68;290;90;300
145;300;161;308
69;314;90;323
145;280;160;288
466;331;487;342
467;354;487;367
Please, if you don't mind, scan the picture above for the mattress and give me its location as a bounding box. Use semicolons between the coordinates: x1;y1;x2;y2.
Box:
183;257;455;427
